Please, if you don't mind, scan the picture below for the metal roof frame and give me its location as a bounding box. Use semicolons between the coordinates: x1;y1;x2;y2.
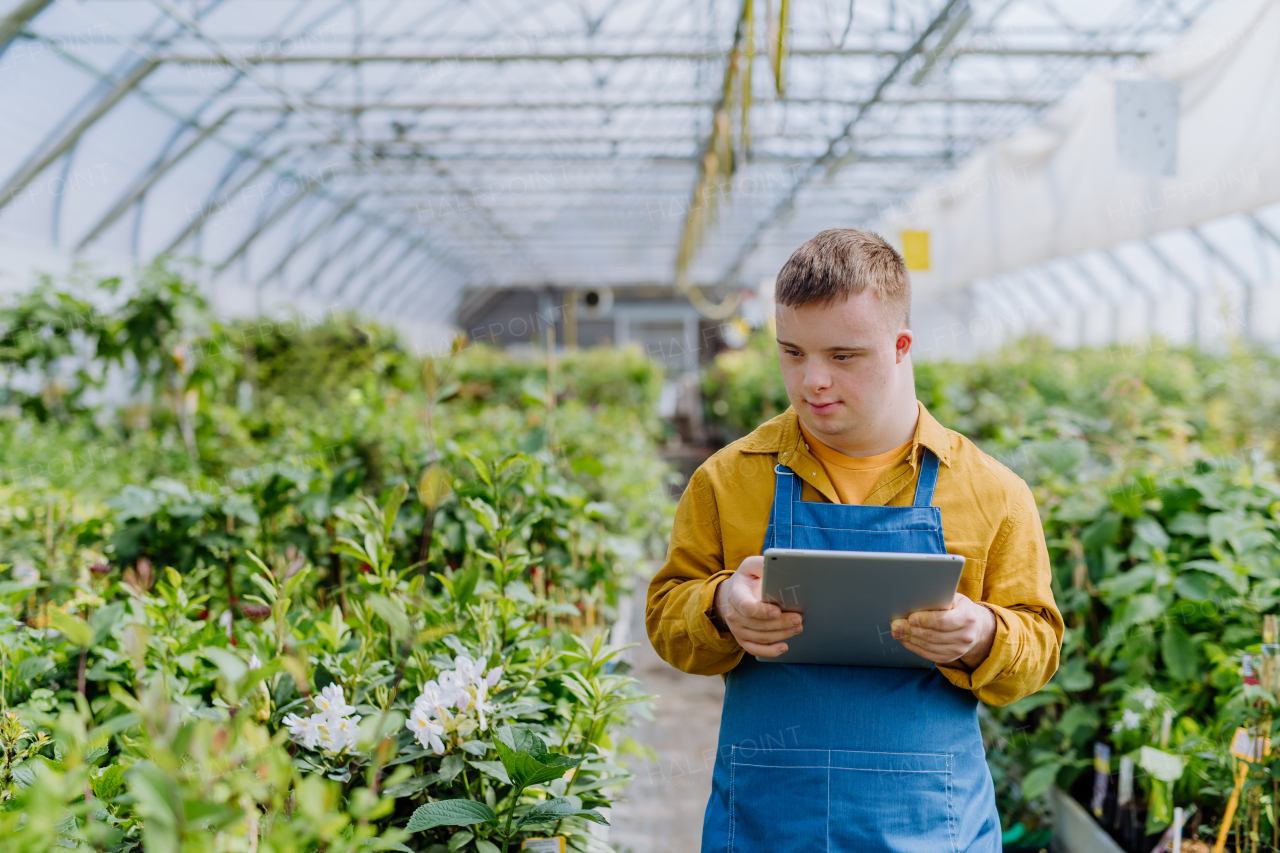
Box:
0;0;1237;329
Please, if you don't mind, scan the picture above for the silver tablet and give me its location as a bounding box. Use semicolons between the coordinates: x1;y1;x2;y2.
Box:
757;548;966;667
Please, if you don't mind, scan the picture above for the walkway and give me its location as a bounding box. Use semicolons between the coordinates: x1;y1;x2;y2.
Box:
609;569;725;853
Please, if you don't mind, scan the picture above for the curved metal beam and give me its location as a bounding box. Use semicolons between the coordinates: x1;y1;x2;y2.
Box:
0;58;159;211
330;222;414;299
214;181;317;271
258;196;362;287
295;217;378;295
77;109;236;251
161;152;285;256
0;0;54;58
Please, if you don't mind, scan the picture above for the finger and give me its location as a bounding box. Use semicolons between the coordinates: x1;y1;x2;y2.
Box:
741;639;789;658
908;607;967;631
899;625;969;648
735;624;801;645
892;617;957;640
899;638;958;664
733;609;802;631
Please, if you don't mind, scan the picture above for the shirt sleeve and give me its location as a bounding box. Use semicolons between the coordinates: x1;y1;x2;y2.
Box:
645;467;747;676
937;479;1064;706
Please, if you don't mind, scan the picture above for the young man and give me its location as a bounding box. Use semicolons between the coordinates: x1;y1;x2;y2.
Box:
646;229;1063;852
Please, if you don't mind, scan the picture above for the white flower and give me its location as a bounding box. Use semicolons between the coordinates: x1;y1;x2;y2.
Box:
417;679;458;715
283;712;323;750
403;653;507;750
283;685;361;755
247;654;263;670
315;684;356;718
409;704;446;754
1111;708;1143;734
1135;687;1159;710
329;714;362;753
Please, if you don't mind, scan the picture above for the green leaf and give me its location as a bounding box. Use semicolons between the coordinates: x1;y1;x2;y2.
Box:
468;760;511;785
1173;571;1214;601
201;647;248;685
1021;760;1063;800
494;726;582;789
89;602;124;644
517;796;610;827
91;764;126;801
571;455;604;477
1053;657;1093;692
1139;746;1187;782
438;753;465;782
474;840;501;853
1182;559;1248;594
1057;704;1098;738
465;498;499;535
1133;516;1170;550
499;725;547;757
1161;624;1199;682
50;609;93;646
364;532;381;573
248;571;279;603
1081;515;1122;552
405;799;497;832
367;594;410;638
333;539;370;563
464;453;492;486
383;774;442;799
383;481;409;541
453;565;480;608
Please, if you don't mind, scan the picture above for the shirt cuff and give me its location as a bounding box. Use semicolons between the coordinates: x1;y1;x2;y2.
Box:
939;602;1020;691
686;570;741;654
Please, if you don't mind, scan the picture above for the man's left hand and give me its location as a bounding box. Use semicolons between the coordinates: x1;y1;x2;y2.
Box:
891;593;996;668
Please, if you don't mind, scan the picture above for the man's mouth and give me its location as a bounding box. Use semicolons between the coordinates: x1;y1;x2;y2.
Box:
807;400;841;414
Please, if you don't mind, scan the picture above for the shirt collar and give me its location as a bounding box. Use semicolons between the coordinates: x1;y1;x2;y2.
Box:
740;400;952;468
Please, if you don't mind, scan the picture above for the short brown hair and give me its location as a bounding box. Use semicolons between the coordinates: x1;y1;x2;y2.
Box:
774;229;911;328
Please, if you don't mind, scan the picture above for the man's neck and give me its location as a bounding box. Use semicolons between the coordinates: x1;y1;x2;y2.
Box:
800;395;919;459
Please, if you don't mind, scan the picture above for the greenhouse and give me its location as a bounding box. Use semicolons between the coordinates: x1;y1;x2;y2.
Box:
1;0;1279;851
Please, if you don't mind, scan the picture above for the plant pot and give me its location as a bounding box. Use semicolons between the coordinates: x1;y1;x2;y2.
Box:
1049;786;1125;853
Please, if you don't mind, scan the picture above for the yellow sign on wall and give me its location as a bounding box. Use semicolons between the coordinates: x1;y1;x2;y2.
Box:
901;230;930;271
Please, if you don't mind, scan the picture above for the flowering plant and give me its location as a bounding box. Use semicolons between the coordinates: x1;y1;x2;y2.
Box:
284;684;364;755
408;654;504;754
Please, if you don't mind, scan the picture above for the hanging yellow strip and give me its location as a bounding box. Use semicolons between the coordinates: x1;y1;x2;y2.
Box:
901;230;930;271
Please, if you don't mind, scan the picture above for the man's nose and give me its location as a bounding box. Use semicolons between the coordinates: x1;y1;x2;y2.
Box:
804;365;831;391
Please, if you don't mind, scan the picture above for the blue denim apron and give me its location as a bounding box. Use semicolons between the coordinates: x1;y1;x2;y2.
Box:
701;450;1001;853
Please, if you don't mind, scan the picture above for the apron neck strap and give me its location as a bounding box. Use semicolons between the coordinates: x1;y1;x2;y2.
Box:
912;448;941;507
771;464;798;548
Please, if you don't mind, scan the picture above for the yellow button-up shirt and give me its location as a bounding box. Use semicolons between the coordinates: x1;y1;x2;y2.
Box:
646;402;1063;707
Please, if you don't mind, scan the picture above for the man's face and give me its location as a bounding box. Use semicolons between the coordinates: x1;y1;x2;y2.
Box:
773;290;912;442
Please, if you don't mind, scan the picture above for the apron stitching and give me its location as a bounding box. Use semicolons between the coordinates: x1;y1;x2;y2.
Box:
728;746;735;853
826;759;831;853
947;753;957;853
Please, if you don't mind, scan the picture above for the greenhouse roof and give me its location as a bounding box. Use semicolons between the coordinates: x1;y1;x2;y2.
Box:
0;0;1233;330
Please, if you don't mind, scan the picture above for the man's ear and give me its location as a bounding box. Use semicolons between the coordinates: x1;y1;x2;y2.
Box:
895;329;914;363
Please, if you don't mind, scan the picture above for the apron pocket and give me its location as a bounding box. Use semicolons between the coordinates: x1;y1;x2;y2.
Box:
828;750;956;853
728;748;830;853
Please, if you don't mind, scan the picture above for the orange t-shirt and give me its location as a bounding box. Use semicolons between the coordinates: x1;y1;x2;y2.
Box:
798;423;913;505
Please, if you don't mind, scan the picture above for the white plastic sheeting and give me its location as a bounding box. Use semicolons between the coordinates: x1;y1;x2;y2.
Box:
883;0;1280;300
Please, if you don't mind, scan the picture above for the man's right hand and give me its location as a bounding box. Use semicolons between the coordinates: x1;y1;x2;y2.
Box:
714;556;803;657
